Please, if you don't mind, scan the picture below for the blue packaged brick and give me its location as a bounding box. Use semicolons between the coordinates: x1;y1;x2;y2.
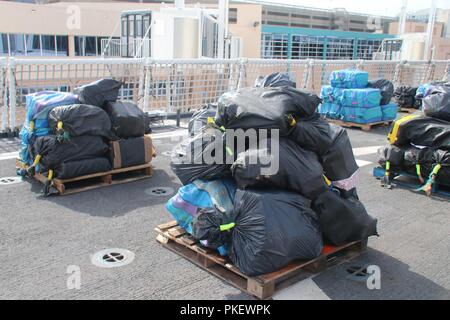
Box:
320;85;344;103
341;106;383;124
330;70;369;89
318;102;342;119
381;103;398;121
341;88;382;108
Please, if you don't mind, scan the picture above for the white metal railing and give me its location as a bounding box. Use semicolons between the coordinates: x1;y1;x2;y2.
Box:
1;57;449;132
101;38;152;58
1;58;7;132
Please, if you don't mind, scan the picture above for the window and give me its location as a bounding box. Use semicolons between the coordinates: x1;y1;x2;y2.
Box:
41;35;56;56
291;35;325;59
56;36;68;56
357;39;382;60
292;14;310;19
313;16;330;21
9;34;26;56
267;11;289;17
229;8;237;24
0;34;8;55
261;33;288;59
326;38;354;60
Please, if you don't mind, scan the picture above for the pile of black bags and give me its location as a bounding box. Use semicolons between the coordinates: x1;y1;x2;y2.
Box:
394;86;421;109
379;86;450;190
23;78;155;195
169;72;378;276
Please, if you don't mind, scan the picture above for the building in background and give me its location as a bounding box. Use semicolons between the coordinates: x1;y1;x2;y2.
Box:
1;0;448;60
389;8;450;60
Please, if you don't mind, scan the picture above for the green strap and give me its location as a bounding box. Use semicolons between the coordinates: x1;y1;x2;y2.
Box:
220;223;235;232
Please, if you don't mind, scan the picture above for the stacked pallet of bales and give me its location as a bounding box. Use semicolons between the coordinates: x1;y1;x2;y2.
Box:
164;72;379;278
377;82;450;195
319;70;398;126
17;79;155;196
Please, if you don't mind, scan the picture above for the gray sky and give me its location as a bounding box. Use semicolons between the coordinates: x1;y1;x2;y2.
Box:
256;0;450;17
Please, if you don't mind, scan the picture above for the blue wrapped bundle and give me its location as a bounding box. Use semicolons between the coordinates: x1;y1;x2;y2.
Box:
320;85;344;103
381;103;398;121
341;88;382;108
330;70;369;89
19;91;79;165
341;106;383;124
318;103;342;119
165;179;237;257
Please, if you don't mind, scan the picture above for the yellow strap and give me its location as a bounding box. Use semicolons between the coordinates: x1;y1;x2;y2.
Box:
207;117;215;125
432;164;442;176
32;154;41;167
48;169;54;181
387;115;420;144
57;121;63;130
29;121;35;131
323;175;332;187
416;164;421;176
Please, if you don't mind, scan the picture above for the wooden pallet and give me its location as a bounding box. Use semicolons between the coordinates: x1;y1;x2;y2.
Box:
17;159;153;195
373;167;450;199
327;119;393;131
155;221;367;300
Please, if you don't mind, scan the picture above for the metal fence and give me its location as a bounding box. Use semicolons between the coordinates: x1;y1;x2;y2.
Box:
1;57;449;132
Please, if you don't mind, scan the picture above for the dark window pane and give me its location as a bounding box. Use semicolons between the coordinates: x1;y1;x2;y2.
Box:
85;36;97;56
56;35;68;56
41;35;55;55
0;34;9;55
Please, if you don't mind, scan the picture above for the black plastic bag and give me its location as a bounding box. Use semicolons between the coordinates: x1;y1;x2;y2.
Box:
231;138;328;199
230;189;323;276
321;128;359;181
422;84;450;121
254;72;296;88
368;79;394;105
312;191;378;246
32;135;109;171
388;115;450;150
48;104;112;140
215;87;321;134
74;79;123;108
54;157;111;179
170;129;233;185
104;101;145;138
192;207;233;249
394;86;419;109
377;145;405;169
188;103;218;137
290;114;342;156
417;148;450;185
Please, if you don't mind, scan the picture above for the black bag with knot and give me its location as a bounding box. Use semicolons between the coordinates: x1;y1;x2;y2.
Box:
254;72;296;88
170;128;234;185
368;79;394;105
192;207;233;250
229;189;323;276
231;137;328;200
48;104;112;140
312;190;378;246
104;101;146;138
74;78;123;108
215;87;321;135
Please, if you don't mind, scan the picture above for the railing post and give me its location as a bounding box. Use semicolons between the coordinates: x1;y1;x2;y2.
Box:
356;59;365;71
445;60;450;81
393;60;404;88
142;58;151;113
8;57;16;133
0;59;6;132
237;58;248;90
